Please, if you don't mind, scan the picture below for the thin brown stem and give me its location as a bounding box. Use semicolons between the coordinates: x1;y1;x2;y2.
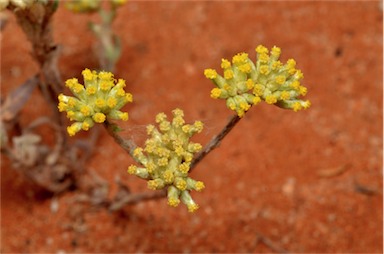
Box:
190;114;241;171
13;2;66;143
103;120;138;161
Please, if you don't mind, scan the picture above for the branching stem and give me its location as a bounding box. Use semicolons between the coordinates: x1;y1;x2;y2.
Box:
103;120;138;161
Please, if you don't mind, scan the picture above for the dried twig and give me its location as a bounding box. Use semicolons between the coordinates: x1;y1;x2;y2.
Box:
12;2;65;140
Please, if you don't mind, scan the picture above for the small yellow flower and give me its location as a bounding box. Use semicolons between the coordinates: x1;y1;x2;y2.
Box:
210;88;222;99
93;113;106;123
221;59;231;69
204;69;218;79
224;69;234;80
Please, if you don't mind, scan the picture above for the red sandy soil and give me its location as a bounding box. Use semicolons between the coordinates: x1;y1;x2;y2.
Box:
1;1;383;253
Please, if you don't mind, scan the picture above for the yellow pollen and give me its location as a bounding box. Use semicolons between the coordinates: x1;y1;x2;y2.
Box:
238;63;251;73
221;58;231;69
163;170;174;183
299;86;308;96
275;75;286;85
246;79;254;90
147;180;158;190
187;203;199;213
100;81;112;91
253;84;264;96
178;163;190;174
258;53;269;63
223;83;231;92
66;111;75;120
287;59;296;68
204;69;217;79
280;91;291;100
210;88;222;99
117;88;125;97
95;98;106;108
290;81;300;89
65;78;78;88
293;102;302;112
266;95;277;104
176;179;187;191
82;122;90;131
98;71;113;81
125;93;133;102
271;46;281;57
133;148;143;157
224;69;234;79
252;96;261;105
93;113;106;123
232;52;248;65
255;45;268;54
117;79;126;87
127;165;137;174
119;112;128;121
80;106;91;116
73;84;84;94
303;100;311;109
86;86;97;95
168;197;180;207
195;181;205;191
259;65;270;75
107;97;117;108
58;102;67;112
67;125;77;136
272;61;282;70
82;68;95;81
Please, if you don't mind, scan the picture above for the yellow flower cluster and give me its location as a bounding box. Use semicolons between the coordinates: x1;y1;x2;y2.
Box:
128;109;205;212
58;69;133;136
204;45;311;117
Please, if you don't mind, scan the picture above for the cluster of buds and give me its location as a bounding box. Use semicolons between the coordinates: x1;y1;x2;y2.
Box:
128;109;205;212
65;0;126;13
58;69;133;136
204;45;311;117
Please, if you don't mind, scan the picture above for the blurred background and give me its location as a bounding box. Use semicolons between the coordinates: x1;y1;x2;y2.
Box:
1;1;382;253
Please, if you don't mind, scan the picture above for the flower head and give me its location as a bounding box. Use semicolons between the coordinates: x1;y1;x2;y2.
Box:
127;109;204;212
58;69;133;136
204;45;311;116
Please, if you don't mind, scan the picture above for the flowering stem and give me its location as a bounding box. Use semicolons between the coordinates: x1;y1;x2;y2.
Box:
190;113;242;171
103;120;138;162
105;113;243;210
